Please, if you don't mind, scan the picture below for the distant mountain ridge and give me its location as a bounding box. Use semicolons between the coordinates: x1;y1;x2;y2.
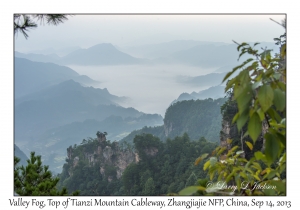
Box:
15;51;60;63
15;79;125;106
152;41;278;67
27;46;81;57
59;43;146;65
122;40;227;59
177;72;227;87
172;85;226;104
16;43;146;66
14;57;100;98
14;78;163;172
15;41;279;68
15;80;129;139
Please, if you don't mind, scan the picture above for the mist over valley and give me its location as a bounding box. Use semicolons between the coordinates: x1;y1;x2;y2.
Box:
13;14;285;188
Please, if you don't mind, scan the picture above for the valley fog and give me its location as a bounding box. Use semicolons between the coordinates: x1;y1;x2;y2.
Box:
68;64;217;116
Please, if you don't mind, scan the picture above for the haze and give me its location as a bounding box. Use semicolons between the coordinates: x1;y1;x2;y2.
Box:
15;15;285;52
15;14;285;115
68;64;215;115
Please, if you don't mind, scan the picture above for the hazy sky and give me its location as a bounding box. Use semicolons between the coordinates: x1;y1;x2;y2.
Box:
13;14;287;116
15;14;286;52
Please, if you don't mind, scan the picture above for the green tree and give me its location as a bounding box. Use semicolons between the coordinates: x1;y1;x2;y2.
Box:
180;19;286;196
14;14;70;39
142;177;155;195
14;152;79;196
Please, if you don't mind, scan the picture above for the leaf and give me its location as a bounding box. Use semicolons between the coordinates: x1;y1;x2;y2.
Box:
210;157;217;167
237;42;248;51
273;89;286;111
257;108;265;121
236;84;252;115
277;82;286;92
194;153;209;166
226;138;233;144
267;108;282;122
248;112;262;143
276;132;286;147
278;153;286;164
232;112;239;124
260;168;268;176
225;78;237;92
240;171;248;179
222;71;234;83
273;72;281;80
254;151;267;163
203;161;210;171
228;146;239;156
178;186;205;195
268;180;286;195
264;133;280;165
245;141;253;150
225;172;235;183
252;81;262;90
262;50;272;62
210;170;216;181
237;112;248;131
258;85;274;112
205;184;221;194
236;150;244;155
266;170;277;179
252;162;262;171
253;174;261;181
217;147;226;156
263;188;276;196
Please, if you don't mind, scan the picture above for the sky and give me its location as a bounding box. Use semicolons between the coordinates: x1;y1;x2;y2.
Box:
15;14;286;52
13;14;286;116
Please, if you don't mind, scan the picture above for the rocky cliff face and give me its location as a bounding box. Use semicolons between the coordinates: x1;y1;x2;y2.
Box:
164;121;173;137
65;133;138;181
219;119;235;149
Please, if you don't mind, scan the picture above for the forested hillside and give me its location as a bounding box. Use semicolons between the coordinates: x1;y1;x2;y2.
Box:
58;132;216;195
120;98;226;145
164;98;226;141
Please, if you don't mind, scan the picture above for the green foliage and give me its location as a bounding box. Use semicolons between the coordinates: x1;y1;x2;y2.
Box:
164;98;227;142
119;125;165;145
59;132;216;195
122;134;217;195
14;152;78;196
57;134;125;195
181;24;286;196
142;177;155;195
198;141;285;195
134;133;162;162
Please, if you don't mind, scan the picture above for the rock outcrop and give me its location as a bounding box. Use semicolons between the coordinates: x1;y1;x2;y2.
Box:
65;134;138;180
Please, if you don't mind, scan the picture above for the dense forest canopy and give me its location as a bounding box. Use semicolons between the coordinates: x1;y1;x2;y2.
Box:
57;132;217;195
